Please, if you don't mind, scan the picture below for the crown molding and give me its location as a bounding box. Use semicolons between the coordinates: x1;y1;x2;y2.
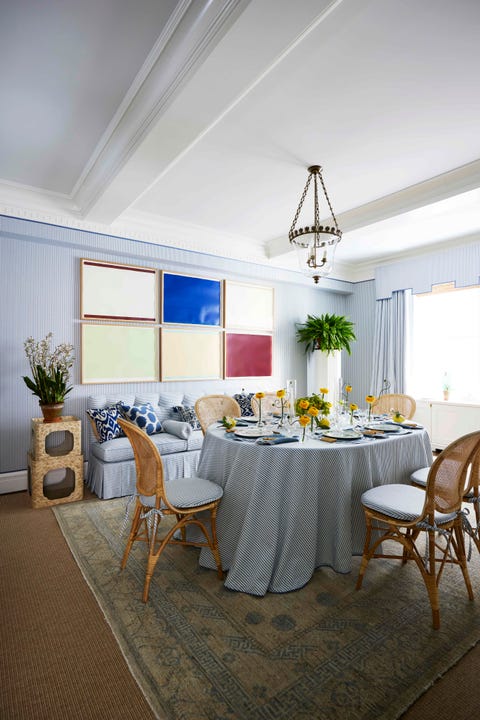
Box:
73;0;250;218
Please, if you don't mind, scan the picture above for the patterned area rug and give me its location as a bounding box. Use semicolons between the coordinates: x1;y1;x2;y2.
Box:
53;499;480;720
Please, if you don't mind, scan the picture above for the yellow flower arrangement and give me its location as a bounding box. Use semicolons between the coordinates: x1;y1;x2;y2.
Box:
221;416;237;431
349;403;358;423
307;404;319;432
276;388;288;424
255;391;266;425
298;414;310;441
319;417;330;429
365;394;376;421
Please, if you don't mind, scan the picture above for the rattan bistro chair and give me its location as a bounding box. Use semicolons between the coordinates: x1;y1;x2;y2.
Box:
411;450;480;555
118;419;224;602
372;393;416;419
356;431;480;629
194;395;241;435
250;393;278;418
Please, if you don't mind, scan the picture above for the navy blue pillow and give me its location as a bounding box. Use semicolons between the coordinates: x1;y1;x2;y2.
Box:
172;405;201;430
233;393;254;417
87;407;125;443
117;402;162;435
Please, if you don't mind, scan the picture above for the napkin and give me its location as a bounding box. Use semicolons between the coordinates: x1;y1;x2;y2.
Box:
256;435;299;445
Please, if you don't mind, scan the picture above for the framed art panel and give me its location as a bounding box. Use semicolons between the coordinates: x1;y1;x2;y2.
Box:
81;324;159;384
81;259;158;322
161;328;223;381
225;333;273;378
162;272;222;326
224;281;274;331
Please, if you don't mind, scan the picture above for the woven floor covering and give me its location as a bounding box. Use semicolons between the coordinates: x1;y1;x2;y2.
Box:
54;498;480;720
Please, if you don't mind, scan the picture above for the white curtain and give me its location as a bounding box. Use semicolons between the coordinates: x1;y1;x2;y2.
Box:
371;290;409;395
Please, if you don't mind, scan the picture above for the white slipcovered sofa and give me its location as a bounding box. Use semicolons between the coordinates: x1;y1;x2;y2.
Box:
85;392;205;499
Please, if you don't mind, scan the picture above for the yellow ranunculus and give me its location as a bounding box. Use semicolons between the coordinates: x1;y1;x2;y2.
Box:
255;391;265;399
349;403;358;412
319;417;330;428
298;414;310;427
365;395;376;404
345;385;352;393
276;389;286;398
308;405;319;417
319;387;329;395
299;398;310;410
326;402;332;408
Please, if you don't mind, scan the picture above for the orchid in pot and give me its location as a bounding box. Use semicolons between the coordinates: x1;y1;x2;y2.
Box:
22;333;74;422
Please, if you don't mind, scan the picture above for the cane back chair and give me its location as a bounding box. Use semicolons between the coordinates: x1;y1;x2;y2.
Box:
194;395;241;435
371;393;416;419
356;430;480;629
119;419;224;602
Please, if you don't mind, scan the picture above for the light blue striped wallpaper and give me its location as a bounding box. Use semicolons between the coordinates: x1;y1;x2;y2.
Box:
0;215;361;473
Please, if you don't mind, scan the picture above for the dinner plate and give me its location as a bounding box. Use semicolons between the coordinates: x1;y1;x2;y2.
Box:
322;429;363;441
365;422;402;433
234;427;271;438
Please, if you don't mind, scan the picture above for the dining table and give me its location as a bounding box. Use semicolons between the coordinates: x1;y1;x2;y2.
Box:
196;423;433;596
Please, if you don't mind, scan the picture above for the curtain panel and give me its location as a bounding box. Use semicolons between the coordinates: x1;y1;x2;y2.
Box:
371;290;409;394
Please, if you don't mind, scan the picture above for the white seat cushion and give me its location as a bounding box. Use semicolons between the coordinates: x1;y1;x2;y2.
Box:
410;466;430;486
140;476;223;509
361;484;457;524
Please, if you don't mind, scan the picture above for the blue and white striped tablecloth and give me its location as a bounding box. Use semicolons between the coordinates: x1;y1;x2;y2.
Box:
197;426;432;595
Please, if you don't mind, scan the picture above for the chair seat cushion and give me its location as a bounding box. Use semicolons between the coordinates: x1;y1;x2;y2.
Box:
361;484;457;524
410;466;429;486
140;476;223;509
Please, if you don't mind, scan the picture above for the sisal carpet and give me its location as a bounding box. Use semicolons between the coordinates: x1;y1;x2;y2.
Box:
53;498;480;720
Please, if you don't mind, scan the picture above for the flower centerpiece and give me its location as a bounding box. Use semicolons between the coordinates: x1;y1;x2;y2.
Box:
365;395;376;422
295;388;331;431
275;388;288;427
255;391;266;426
22;333;74;422
349;403;358;424
221;416;237;432
298;414;310;441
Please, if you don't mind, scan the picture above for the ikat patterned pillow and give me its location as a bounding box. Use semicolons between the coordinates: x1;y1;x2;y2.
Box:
117;402;162;435
233;392;254;416
86;407;125;443
172;405;201;431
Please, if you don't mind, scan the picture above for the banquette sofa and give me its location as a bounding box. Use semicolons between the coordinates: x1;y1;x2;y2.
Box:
85;391;256;499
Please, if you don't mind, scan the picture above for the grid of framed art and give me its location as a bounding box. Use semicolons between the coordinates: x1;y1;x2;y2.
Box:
80;260;274;384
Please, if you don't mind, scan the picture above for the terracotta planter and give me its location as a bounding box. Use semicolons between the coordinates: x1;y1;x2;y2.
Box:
40;402;64;423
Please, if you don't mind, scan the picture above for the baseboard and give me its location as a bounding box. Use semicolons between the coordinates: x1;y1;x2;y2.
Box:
0;470;28;494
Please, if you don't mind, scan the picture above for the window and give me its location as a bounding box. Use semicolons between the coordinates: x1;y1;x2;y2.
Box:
408;283;480;403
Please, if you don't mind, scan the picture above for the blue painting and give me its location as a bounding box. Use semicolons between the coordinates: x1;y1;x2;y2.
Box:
162;273;221;326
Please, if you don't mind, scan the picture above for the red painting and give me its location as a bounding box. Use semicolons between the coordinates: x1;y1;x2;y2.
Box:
226;333;272;377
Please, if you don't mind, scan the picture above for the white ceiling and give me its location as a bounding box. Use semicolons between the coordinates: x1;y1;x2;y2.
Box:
1;0;480;281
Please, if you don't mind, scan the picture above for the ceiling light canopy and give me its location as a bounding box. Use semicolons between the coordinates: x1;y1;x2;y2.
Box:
289;164;342;283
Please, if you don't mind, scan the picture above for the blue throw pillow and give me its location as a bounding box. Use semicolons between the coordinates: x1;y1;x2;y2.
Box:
233;393;254;417
172;405;201;431
117;402;162;435
86;407;125;443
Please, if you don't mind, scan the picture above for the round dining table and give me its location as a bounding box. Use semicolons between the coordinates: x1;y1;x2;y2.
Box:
196;425;433;596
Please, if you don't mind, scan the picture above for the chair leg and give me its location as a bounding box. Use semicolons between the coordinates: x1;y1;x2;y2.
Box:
453;521;474;600
421;529;441;630
209;505;224;580
121;503;142;570
356;513;373;590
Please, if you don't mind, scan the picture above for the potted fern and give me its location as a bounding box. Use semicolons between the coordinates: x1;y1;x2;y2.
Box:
296;313;356;354
296;313;356;398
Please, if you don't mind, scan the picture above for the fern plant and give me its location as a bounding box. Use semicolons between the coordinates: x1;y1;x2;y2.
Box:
296;313;356;355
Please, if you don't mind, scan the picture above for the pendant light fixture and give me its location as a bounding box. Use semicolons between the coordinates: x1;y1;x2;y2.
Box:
288;164;342;283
